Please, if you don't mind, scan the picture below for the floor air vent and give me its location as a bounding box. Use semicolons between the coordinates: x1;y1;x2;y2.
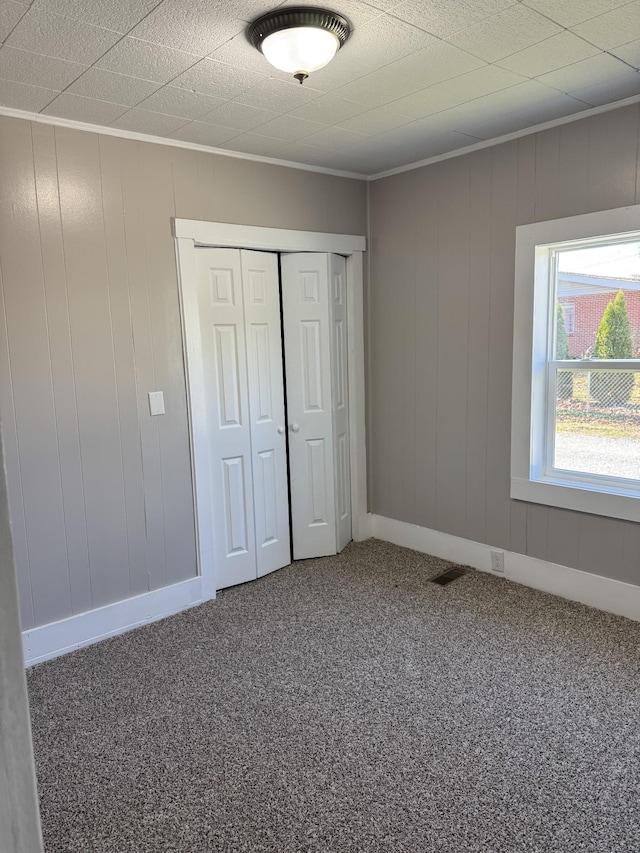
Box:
430;567;466;586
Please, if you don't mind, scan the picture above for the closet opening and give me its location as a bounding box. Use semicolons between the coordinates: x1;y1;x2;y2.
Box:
174;220;367;597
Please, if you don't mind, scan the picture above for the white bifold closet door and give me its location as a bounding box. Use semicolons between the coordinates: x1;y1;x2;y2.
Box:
196;248;290;589
281;253;352;560
329;255;352;553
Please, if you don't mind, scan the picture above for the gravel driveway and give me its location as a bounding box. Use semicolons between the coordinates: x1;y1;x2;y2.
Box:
555;432;640;479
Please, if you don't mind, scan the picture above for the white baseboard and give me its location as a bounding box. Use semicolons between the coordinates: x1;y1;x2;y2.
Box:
371;514;640;623
22;576;214;667
25;515;640;666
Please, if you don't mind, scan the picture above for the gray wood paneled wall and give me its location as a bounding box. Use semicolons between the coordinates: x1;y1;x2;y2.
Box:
0;115;367;631
368;103;640;586
0;427;43;852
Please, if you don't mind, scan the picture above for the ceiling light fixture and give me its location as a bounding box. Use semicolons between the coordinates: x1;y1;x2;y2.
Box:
248;6;351;84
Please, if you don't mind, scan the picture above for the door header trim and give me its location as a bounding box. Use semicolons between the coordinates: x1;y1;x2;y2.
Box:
173;219;366;254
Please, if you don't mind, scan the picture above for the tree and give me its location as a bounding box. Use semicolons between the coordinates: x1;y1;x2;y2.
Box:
592;290;634;404
556;303;569;358
594;290;632;358
556;303;573;398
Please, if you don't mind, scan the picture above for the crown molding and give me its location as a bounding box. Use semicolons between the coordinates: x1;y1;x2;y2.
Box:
3;92;640;185
0;105;368;181
368;93;640;181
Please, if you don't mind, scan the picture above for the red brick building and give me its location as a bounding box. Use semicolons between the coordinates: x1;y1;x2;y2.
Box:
557;273;640;358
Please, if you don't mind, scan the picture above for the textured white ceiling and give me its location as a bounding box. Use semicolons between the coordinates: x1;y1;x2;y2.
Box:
1;0;640;176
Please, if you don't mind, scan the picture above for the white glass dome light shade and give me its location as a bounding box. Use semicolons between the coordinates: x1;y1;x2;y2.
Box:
261;26;339;76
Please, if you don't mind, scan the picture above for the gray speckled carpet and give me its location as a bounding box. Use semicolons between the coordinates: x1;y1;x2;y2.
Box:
28;539;640;853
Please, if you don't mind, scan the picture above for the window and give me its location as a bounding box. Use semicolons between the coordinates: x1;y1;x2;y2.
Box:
512;205;640;523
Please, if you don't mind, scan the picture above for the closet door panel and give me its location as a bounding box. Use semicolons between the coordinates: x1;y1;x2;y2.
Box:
241;251;291;576
281;253;337;559
196;248;257;588
329;254;352;552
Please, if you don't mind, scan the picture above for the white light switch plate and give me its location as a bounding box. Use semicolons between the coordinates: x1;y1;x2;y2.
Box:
148;391;165;416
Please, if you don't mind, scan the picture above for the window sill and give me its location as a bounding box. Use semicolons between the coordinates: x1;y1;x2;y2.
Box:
511;476;640;522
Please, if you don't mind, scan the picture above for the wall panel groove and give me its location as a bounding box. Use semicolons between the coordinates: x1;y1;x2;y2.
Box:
98;135;149;599
435;158;470;540
32;123;90;616
0;261;34;630
0;117;71;627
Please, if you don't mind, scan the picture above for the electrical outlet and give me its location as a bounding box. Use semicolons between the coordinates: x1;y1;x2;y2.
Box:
490;550;505;574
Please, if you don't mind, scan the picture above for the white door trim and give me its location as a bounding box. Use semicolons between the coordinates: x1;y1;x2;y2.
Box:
174;220;368;596
174;218;366;254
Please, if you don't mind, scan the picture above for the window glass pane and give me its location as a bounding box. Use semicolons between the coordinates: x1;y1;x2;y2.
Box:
555;241;640;359
554;368;640;479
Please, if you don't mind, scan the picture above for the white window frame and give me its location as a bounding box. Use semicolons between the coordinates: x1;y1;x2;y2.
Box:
512;204;640;523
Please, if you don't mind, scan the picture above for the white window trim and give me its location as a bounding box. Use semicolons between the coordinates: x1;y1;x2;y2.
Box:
173;219;369;598
512;204;640;523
